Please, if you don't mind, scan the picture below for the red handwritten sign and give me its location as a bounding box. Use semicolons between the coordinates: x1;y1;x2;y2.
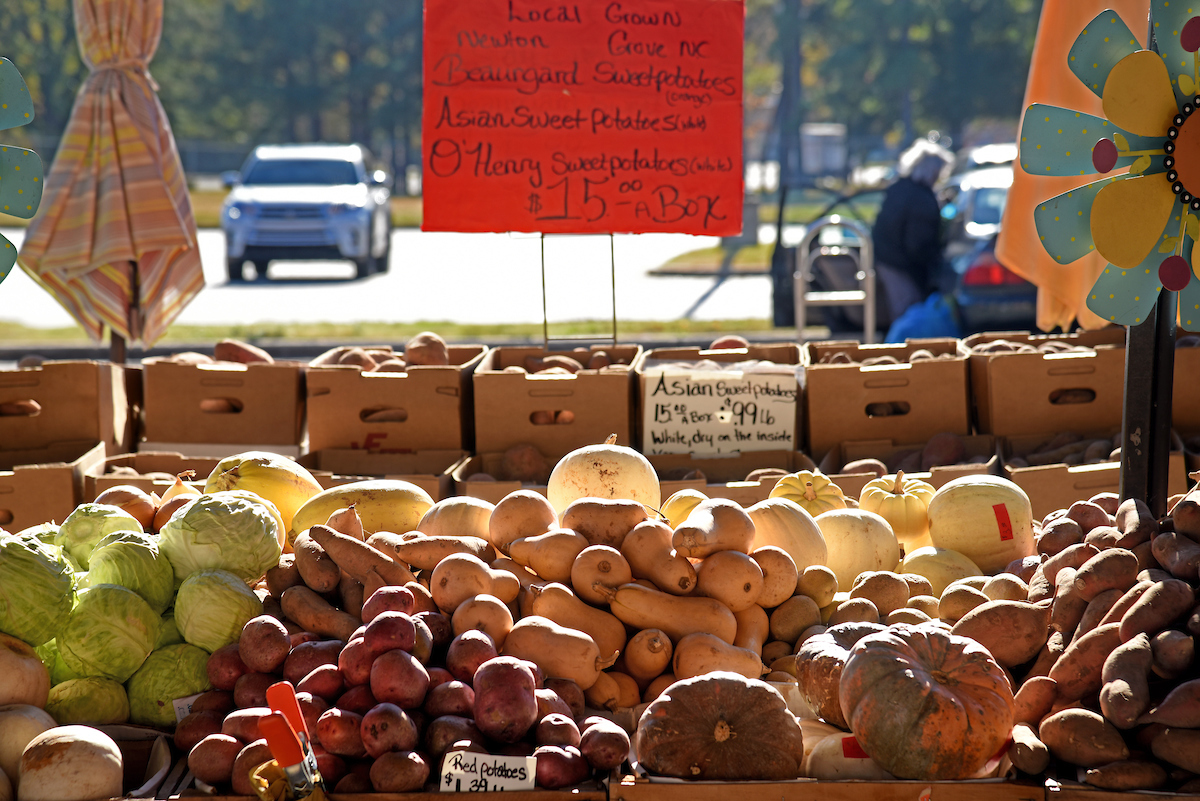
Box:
422;0;744;235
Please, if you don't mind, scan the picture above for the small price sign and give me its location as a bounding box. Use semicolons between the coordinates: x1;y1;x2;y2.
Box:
440;750;537;792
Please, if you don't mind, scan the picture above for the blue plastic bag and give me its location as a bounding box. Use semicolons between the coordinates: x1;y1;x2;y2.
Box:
884;293;962;342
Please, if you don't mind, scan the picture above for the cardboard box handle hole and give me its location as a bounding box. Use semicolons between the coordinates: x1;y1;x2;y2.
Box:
1049;388;1096;405
360;407;408;423
0;399;41;417
199;398;244;414
865;401;910;418
529;410;575;425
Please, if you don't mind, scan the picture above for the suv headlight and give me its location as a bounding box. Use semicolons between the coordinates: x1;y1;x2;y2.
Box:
329;201;367;216
225;201;258;220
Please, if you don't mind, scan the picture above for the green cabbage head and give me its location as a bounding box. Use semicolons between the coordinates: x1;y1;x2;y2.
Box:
56;503;142;569
155;613;184;649
36;639;83;685
45;677;130;725
0;533;77;646
58;584;160;682
126;643;213;728
159;494;281;583
174;569;262;653
85;531;175;614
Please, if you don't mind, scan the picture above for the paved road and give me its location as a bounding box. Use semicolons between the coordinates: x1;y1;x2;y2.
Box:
0;227;778;330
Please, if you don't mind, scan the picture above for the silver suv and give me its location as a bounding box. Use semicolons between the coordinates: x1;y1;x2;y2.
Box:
221;143;392;281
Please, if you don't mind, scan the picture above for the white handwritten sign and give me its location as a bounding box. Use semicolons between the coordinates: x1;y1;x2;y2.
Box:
440;750;537;792
641;369;798;455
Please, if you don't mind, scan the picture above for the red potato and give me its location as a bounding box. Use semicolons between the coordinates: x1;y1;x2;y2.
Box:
289;631;321;648
534;744;590;789
232;740;274;796
360;702;420;757
535;687;574;722
296;691;328;736
362;585;416;622
317;707;368;757
364;611;417;658
222;706;271;743
1120;580;1196;641
190;689;235;716
336;684;378;714
424;680;475;718
207;643;251;691
370;750;430;793
335;773;373;794
544;678;586;719
412;617;435;664
425;714;483;757
473;656;539;743
579;717;630;770
175;710;223;752
187;733;242;786
283;639;344;684
371;648;430;709
446;630;498;683
297;664;345;701
415;611;454;650
536;713;581;747
313;747;346;787
239;615;291;673
338;637;374;686
427;666;454;690
234;672;277;709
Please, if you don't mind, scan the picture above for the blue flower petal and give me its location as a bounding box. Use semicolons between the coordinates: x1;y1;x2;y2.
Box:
1069;11;1142;98
1020;104;1167;177
0;146;43;218
0;232;15;286
0;58;34;130
1151;0;1200;106
1035;174;1130;265
1086;211;1179;326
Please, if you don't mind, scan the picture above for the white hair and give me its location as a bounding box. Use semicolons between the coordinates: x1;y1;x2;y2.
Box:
897;139;953;186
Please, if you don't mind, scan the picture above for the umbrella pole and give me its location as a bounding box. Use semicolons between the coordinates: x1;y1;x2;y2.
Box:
110;261;137;365
110;331;127;365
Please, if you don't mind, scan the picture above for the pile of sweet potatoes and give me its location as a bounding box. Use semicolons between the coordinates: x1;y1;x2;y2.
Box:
1008;488;1200;791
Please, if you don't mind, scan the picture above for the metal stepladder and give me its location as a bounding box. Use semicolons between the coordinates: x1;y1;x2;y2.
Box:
793;214;877;343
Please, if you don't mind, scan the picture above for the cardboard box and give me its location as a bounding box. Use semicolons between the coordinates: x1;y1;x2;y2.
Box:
87;452;220;500
1002;431;1187;520
306;344;487;453
649;450;817;506
637;344;804;456
0;361;132;454
819;435;1001;499
141;359;305;447
453;452;548;504
612;776;1044;801
474;345;642;459
0;441;106;532
300;448;467;501
804;339;970;460
965;329;1125;437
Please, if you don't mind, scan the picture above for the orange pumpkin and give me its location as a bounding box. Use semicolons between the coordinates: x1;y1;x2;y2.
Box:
839;623;1015;780
769;470;847;517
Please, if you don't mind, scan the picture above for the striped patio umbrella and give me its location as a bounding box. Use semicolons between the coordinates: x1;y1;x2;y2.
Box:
17;0;204;350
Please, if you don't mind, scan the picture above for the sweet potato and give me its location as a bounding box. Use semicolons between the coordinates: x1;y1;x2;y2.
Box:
1083;760;1167;790
1044;543;1100;585
1039;708;1129;767
1024;630;1066;680
1008;722;1049;775
1050;567;1088;636
1138;678;1200;727
950;599;1051;667
1039;517;1084;556
1098;632;1152;728
369;531;495;571
1075;588;1123;641
214;338;273;364
1084;526;1122;550
1114;498;1157;549
1098;580;1153;627
1119;579;1196;641
1074;548;1138;602
1066;501;1113;534
1151;532;1200;581
265;553;303;597
281;585;360;642
1150;727;1200;772
308;524;415;587
1150;629;1194;679
1013;676;1059;725
1049;622;1123;700
1027;565;1053;603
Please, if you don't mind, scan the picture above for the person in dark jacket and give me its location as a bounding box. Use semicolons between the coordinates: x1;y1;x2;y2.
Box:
872;140;953;321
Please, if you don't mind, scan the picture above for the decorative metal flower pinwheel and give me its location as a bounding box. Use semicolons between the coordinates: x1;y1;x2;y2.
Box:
1019;4;1200;329
0;57;43;287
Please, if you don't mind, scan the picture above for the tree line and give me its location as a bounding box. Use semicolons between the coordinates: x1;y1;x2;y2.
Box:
2;0;1039;177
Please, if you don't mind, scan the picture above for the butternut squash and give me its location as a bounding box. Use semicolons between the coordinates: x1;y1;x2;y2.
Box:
369;531;495;571
560;497;648;548
583;669;622;711
488;490;557;555
508;528;589;583
672;498;756;558
529;582;627;663
430;552;520;613
672;632;767;680
733;604;770;655
696;550;765;612
450;594;514;648
608;670;642;709
570;545;633;605
624;629;673;683
620;520;696;595
601;583;738;644
643;672;677;703
501;616;610;690
752;546;799;609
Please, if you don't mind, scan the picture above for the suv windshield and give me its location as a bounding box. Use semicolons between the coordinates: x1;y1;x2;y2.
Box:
971;187;1007;226
242;159;359;186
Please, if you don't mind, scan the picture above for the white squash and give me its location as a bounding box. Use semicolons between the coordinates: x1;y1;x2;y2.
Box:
0;706;55;791
17;725;122;801
0;634;49;708
799;718;843;770
813;509;900;590
900;546;984;597
927;475;1034;573
659;489;707;528
0;764;11;801
417;496;495;540
547;436;661;516
806;733;894;779
746;498;827;570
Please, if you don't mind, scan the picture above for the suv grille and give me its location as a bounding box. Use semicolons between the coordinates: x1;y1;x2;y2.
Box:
259;205;325;220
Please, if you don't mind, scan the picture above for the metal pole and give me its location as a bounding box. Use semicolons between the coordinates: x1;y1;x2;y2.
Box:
540;234;549;349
